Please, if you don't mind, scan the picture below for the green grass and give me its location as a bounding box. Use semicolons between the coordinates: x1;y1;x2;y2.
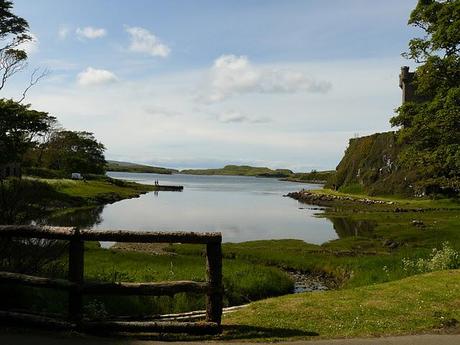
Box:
223;270;460;340
0;242;293;317
23;176;156;206
43;178;153;199
82;244;292;314
170;240;408;288
308;188;460;208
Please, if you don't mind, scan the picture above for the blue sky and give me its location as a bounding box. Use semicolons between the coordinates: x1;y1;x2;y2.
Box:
4;0;420;171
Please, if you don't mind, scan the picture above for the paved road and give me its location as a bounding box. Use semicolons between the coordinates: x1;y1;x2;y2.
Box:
1;332;459;345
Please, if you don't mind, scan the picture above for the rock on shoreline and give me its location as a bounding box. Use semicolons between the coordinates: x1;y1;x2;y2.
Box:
286;270;329;293
286;190;395;206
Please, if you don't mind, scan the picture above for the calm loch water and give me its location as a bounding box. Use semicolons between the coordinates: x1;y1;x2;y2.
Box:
46;172;372;244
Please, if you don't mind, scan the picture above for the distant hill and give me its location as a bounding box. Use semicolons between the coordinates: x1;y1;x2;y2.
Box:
106;160;178;174
282;170;335;183
180;165;294;178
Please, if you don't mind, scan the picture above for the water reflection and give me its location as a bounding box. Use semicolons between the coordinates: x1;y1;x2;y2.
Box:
37;173;378;244
43;206;105;228
328;216;376;238
36;173;340;244
38;205;377;245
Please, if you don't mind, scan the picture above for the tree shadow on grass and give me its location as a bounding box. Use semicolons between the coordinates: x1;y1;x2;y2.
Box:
108;325;319;342
220;324;319;340
1;324;319;343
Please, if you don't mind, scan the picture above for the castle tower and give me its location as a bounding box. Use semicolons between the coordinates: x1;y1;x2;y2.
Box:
399;66;415;104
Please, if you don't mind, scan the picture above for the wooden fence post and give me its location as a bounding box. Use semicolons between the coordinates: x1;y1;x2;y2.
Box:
0;225;223;334
68;228;84;325
205;242;222;325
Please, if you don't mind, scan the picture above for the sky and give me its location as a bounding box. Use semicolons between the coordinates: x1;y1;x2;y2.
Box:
3;0;421;171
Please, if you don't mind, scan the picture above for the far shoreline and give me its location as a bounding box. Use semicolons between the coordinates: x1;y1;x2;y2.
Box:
108;169;328;185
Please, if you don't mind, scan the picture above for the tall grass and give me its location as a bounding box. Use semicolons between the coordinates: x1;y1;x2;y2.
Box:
0;241;293;318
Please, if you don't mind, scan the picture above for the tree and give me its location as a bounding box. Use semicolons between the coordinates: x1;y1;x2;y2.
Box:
0;0;31;90
0;99;54;166
42;131;107;175
390;0;460;183
0;2;54;169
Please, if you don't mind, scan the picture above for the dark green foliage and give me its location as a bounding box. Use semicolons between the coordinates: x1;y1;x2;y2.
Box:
23;167;66;179
0;99;54;166
0;0;31;90
0;237;67;275
0;177;61;223
42;130;107;175
283;170;335;183
390;0;460;190
0;0;29;40
402;0;460;63
331;1;460;197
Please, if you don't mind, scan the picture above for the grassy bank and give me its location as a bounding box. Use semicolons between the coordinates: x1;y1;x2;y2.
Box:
0;175;156;224
223;270;460;340
34;177;156;205
306;188;460;208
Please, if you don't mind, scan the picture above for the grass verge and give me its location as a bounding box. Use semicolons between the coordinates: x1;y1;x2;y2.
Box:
223;270;460;341
28;177;156;206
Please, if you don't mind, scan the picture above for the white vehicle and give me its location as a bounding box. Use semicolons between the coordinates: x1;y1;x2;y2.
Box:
71;173;83;180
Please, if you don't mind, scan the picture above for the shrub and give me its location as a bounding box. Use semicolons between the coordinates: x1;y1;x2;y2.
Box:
23;167;66;179
402;242;460;274
0;177;60;223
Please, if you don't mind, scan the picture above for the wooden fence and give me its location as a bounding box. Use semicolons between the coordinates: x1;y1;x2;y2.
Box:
0;225;223;334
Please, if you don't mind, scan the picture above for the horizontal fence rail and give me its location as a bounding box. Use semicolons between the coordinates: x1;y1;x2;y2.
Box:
0;225;223;335
0;225;222;243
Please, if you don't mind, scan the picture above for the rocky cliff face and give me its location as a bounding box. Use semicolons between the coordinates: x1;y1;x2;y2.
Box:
326;131;459;197
326;132;416;195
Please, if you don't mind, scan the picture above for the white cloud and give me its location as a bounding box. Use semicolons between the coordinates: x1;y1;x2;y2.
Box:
22;58;402;171
17;33;39;55
77;67;118;86
144;106;181;117
58;26;70;39
200;55;331;102
125;26;170;57
76;26;107;39
216;110;270;124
